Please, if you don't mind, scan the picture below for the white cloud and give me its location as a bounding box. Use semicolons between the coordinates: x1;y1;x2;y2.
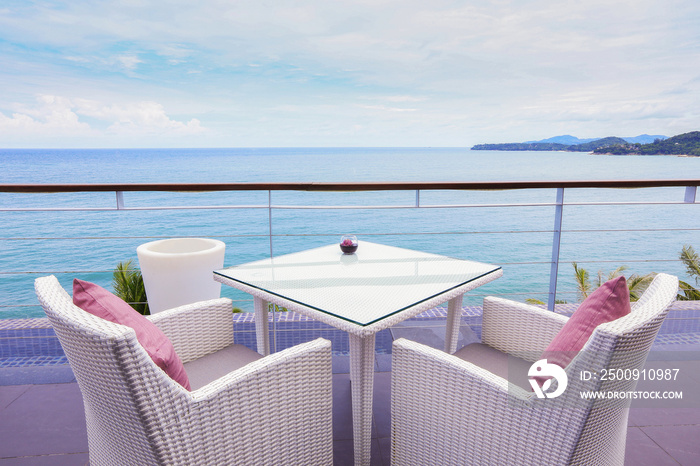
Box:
116;54;142;70
108;104;204;135
0;95;206;140
382;95;426;103
0;94;91;135
357;104;417;113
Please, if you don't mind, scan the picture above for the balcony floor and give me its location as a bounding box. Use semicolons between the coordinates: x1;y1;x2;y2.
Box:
1;304;700;465
0;351;699;465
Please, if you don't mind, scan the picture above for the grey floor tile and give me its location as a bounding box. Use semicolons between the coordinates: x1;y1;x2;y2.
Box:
642;425;700;465
332;355;350;374
376;437;391;466
333;440;355;466
632;359;700;410
372;372;392;439
332;439;384;466
629;407;700;427
333;374;354;440
333;369;391;442
0;385;30;410
375;354;392;373
0;383;87;458
624;427;680;465
0;453;89;465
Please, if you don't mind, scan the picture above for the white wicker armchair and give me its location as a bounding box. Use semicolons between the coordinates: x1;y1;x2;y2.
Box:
391;273;678;465
35;275;333;466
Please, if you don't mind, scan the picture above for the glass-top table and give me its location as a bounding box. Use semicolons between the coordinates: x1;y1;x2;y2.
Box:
214;241;502;465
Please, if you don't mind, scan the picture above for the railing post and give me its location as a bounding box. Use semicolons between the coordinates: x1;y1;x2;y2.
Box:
267;190;276;352
116;191;125;210
268;190;274;258
685;186;697;203
548;188;565;311
415;189;420;207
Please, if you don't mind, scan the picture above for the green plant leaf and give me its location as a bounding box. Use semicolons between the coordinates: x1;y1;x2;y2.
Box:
112;259;149;315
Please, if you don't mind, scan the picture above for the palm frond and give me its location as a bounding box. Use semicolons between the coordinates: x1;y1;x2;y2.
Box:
573;262;590;301
112;259;149;315
526;298;545;305
680;244;700;286
627;273;655;301
607;265;628;281
595;270;604;289
678;280;700;301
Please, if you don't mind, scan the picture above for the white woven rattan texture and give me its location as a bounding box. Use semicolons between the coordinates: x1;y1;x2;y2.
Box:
35;275;333;466
391;273;679;466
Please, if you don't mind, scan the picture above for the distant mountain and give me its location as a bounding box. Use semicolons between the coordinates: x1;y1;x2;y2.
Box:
567;137;628;152
525;134;668;145
593;131;700;156
524;135;598;145
472;137;632;152
622;134;668;144
470;142;569;151
472;134;670;152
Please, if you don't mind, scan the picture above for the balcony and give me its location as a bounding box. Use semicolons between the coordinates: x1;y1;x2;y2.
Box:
1;180;699;464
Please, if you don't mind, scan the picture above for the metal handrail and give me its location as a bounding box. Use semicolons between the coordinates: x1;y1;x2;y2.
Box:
1;179;699;192
1;180;698;314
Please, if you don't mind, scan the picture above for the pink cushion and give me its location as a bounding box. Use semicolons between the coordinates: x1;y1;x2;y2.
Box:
542;276;631;370
72;279;191;390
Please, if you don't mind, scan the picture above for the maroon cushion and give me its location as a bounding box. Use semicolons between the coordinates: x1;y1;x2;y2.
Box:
542;276;631;370
72;279;191;390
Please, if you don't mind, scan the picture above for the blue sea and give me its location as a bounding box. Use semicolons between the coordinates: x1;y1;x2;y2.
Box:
1;147;699;319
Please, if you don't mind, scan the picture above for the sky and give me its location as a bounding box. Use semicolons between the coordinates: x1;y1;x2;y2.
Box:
0;0;699;148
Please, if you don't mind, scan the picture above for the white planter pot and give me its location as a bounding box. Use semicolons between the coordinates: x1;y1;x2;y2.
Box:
137;238;226;313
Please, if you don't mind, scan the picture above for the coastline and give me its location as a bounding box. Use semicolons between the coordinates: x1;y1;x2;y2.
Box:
600;152;700;157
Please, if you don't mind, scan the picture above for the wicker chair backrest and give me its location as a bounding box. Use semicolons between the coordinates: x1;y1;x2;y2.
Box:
35;275;168;464
567;272;678;464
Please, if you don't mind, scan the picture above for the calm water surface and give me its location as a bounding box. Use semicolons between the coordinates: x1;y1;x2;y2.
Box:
1;148;699;318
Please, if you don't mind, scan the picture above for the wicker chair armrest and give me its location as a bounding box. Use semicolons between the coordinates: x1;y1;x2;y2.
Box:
481;296;568;359
392;338;531;401
392;338;536;464
391;338;585;465
179;338;333;464
146;298;234;363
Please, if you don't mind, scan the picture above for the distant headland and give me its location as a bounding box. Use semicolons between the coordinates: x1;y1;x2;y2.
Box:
471;131;700;156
